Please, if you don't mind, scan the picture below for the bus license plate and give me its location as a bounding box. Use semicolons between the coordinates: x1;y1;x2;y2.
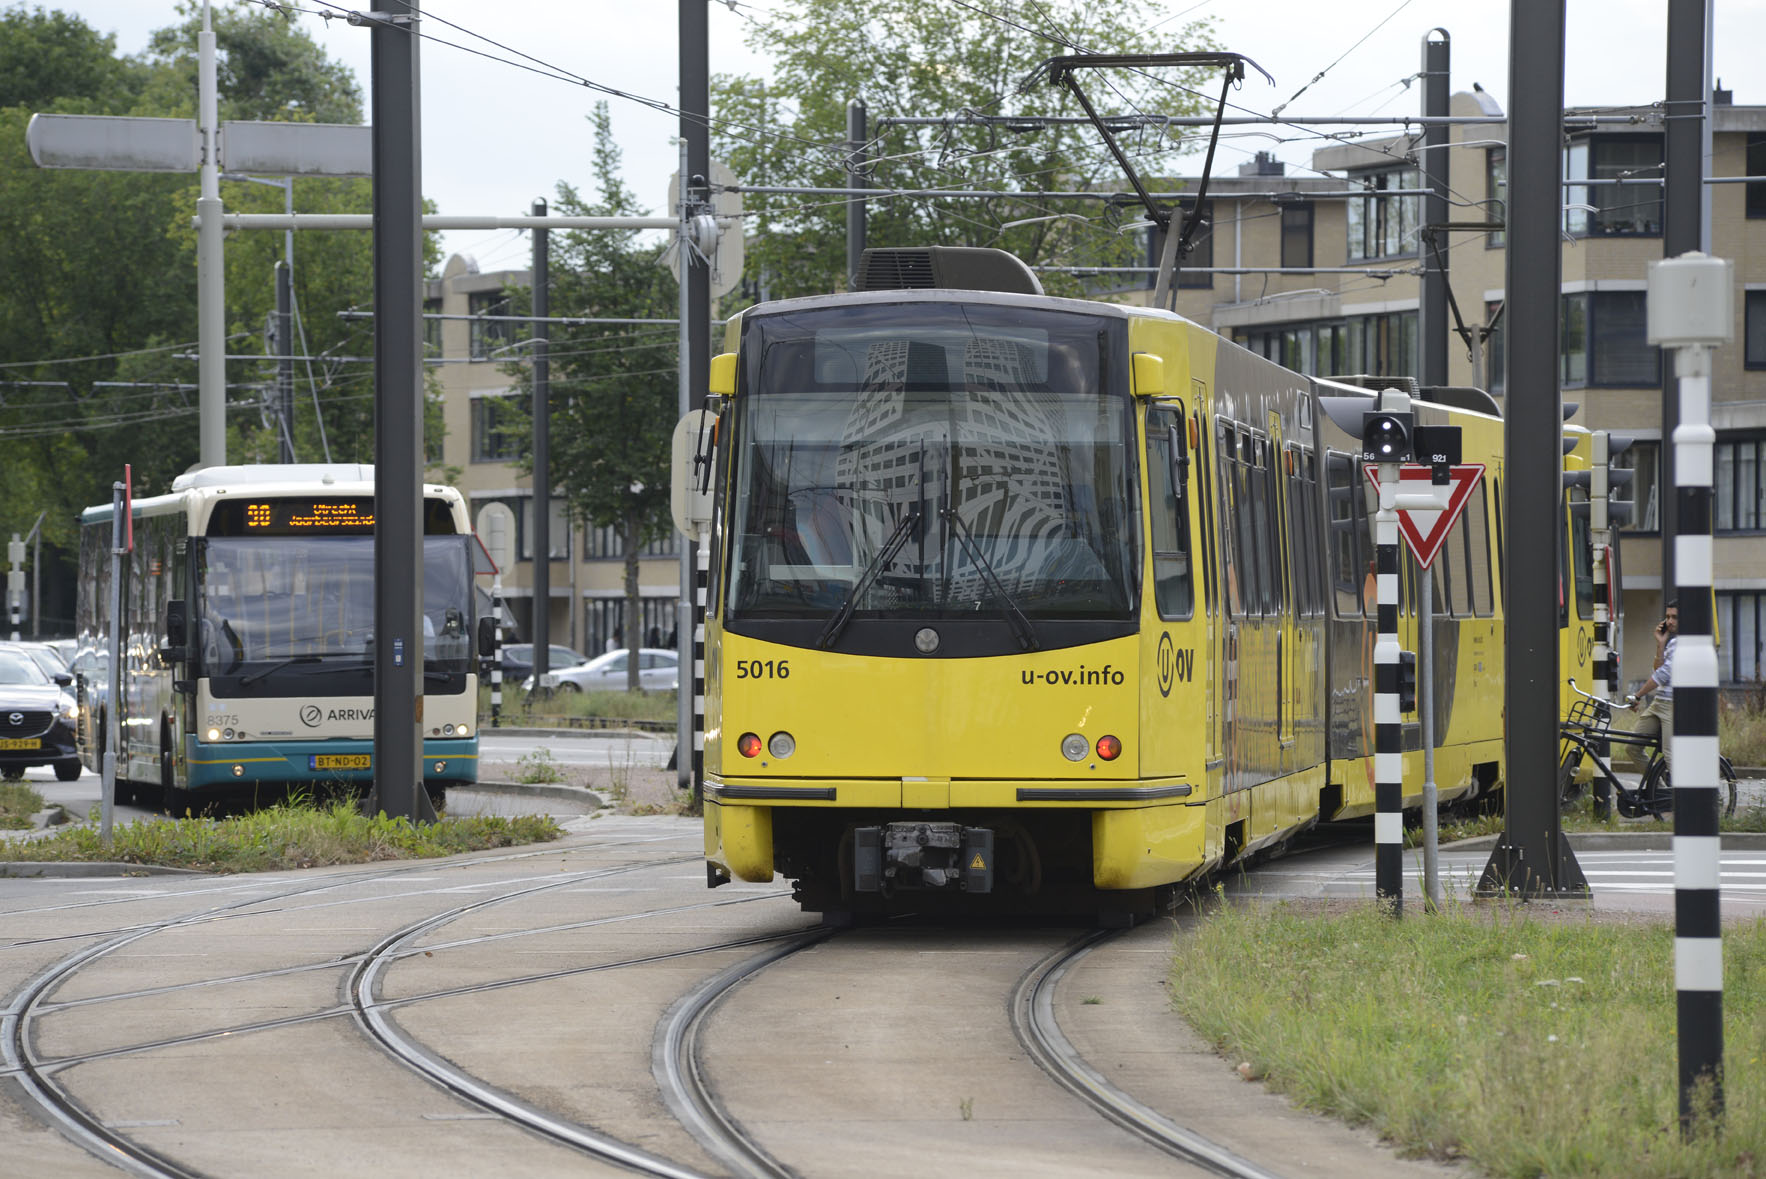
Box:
310;754;370;771
0;738;40;750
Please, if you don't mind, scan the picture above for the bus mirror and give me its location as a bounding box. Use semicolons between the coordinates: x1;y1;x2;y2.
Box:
160;599;188;665
672;408;719;537
477;615;497;659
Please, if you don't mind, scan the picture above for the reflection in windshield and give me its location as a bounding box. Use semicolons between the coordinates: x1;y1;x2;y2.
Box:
727;316;1135;624
198;536;474;675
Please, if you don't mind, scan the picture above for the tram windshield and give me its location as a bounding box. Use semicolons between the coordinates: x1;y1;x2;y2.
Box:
196;535;475;695
725;304;1137;634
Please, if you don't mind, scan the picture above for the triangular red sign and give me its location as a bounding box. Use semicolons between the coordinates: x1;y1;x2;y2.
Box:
1363;463;1486;569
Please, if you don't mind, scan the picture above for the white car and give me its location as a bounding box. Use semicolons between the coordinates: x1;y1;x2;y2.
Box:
525;647;679;693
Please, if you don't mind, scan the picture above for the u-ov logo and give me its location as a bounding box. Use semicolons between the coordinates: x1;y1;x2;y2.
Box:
1157;632;1175;698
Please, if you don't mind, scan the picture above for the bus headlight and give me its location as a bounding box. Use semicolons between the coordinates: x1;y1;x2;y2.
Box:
207;728;221;741
456;722;471;738
1061;733;1089;762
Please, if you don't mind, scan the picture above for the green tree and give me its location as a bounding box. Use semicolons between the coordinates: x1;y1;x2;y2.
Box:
0;3;391;632
711;0;1219;301
510;104;678;690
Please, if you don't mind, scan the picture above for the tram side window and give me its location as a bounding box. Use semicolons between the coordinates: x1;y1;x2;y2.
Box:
1287;446;1324;617
1258;437;1284;616
1326;451;1364;617
1216;422;1245;615
1240;430;1270;615
1146;405;1194;619
1466;482;1495;616
1441;520;1472;616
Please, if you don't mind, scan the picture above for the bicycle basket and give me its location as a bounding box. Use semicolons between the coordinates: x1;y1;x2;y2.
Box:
1566;696;1611;734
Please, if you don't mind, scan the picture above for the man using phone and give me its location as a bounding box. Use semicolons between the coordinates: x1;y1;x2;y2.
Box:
1625;598;1677;769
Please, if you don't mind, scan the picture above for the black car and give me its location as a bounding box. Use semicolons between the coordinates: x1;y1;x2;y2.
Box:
0;648;81;782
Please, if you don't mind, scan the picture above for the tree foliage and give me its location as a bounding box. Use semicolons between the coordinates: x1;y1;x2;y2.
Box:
508;104;679;688
710;0;1220;301
0;2;396;631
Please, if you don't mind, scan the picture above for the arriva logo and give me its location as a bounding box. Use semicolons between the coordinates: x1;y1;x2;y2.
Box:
299;706;373;727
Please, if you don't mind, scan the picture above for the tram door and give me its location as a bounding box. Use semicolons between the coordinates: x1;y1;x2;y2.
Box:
1193;388;1219;773
1269;413;1297;748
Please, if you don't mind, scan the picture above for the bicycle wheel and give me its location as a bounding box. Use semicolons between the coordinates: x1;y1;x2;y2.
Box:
1557;748;1587;812
1639;756;1740;821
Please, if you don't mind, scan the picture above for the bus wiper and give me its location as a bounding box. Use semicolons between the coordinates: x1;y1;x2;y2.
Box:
943;508;1040;651
239;655;323;687
817;508;922;650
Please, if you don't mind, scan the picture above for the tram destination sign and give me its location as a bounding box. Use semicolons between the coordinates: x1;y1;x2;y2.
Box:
1363;463;1487;569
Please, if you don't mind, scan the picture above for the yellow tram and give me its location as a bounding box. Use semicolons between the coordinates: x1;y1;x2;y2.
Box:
676;248;1611;917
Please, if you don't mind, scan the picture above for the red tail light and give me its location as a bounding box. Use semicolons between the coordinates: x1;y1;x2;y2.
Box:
1095;735;1121;761
737;732;763;758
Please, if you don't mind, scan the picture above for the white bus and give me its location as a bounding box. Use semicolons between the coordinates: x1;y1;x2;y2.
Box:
76;465;487;812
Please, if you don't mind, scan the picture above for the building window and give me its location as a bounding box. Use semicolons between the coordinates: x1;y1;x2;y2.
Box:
1279;202;1313;269
520;496;571;560
586;597;677;655
1345;168;1420;261
471;394;524;463
1746;290;1766;369
1747;135;1766;219
1345;311;1417;377
1716;592;1764;684
1560;291;1659;388
469;290;515;360
1485;148;1507;247
1715;435;1764;533
1616;440;1661;533
1565;135;1662;236
423;298;442;357
1483;300;1505;395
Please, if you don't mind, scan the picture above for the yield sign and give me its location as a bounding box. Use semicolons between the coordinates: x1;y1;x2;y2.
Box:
1363;463;1487;568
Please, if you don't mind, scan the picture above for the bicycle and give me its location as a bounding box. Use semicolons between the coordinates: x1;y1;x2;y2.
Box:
1558;680;1738;820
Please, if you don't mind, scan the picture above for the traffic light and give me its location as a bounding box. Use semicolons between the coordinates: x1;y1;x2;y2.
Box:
1398;649;1418;713
1361;410;1414;463
1595;432;1636;530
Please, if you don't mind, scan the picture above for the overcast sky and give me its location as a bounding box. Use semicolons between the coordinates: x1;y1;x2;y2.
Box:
46;0;1766;272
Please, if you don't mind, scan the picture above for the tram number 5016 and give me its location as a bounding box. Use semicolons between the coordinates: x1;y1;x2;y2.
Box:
734;660;790;680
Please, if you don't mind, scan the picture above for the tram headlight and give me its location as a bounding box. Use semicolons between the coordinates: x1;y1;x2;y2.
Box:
736;732;763;758
1061;733;1089;762
1095;735;1122;761
767;731;795;759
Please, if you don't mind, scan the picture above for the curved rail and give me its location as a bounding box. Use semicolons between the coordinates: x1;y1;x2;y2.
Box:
1011;931;1287;1179
652;929;836;1179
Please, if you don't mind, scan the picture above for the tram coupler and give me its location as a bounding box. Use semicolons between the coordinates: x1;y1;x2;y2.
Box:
853;822;994;894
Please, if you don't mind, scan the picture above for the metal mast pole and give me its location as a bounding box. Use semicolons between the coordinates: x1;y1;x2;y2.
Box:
847;99;868;288
196;0;226;468
367;0;430;823
679;0;710;803
1477;0;1587;898
1420;30;1450;388
532;198;550;691
276;260;295;462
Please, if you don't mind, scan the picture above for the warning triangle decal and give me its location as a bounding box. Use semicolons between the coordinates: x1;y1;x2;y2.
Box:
1363;463;1487;569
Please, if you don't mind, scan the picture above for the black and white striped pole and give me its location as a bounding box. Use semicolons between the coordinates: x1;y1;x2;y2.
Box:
1363;393;1414;914
1590;433;1615;818
1648;251;1732;1133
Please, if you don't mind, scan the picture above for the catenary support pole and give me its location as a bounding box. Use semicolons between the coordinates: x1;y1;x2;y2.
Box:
366;0;431;823
532;198;550;693
1477;0;1587;898
847;99;867;289
679;0;710;803
102;477;124;844
276;261;294;463
196;1;225;468
1419;29;1450;389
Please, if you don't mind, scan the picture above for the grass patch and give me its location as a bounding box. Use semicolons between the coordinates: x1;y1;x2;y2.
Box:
1172;898;1766;1178
1419;801;1766;849
1722;693;1766;768
0;782;45;830
479;683;677;728
0;799;562;872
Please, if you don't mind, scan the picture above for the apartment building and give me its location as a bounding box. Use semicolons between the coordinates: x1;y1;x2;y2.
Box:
426;253;682;657
1132;89;1766;692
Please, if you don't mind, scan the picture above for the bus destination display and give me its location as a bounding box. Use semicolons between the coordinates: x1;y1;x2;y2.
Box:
207;497;460;536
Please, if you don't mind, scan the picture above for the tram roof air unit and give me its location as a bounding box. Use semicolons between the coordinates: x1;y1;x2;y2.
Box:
857;246;1044;296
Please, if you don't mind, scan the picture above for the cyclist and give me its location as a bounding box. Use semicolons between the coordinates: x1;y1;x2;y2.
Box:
1625;598;1677;770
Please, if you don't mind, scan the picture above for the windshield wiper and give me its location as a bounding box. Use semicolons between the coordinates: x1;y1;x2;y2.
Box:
816;508;922;650
239;655;323;686
943;508;1040;651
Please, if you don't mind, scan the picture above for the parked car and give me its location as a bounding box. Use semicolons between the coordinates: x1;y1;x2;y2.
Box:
0;648;81;781
525;647;678;693
493;643;589;682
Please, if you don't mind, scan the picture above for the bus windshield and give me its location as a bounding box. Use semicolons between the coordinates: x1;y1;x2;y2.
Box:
725;304;1137;631
197;535;474;693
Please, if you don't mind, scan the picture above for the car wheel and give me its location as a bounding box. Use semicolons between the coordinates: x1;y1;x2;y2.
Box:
556;681;582;693
54;759;81;782
0;767;23;781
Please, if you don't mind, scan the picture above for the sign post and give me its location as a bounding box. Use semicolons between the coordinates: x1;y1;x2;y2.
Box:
1365;458;1484;908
